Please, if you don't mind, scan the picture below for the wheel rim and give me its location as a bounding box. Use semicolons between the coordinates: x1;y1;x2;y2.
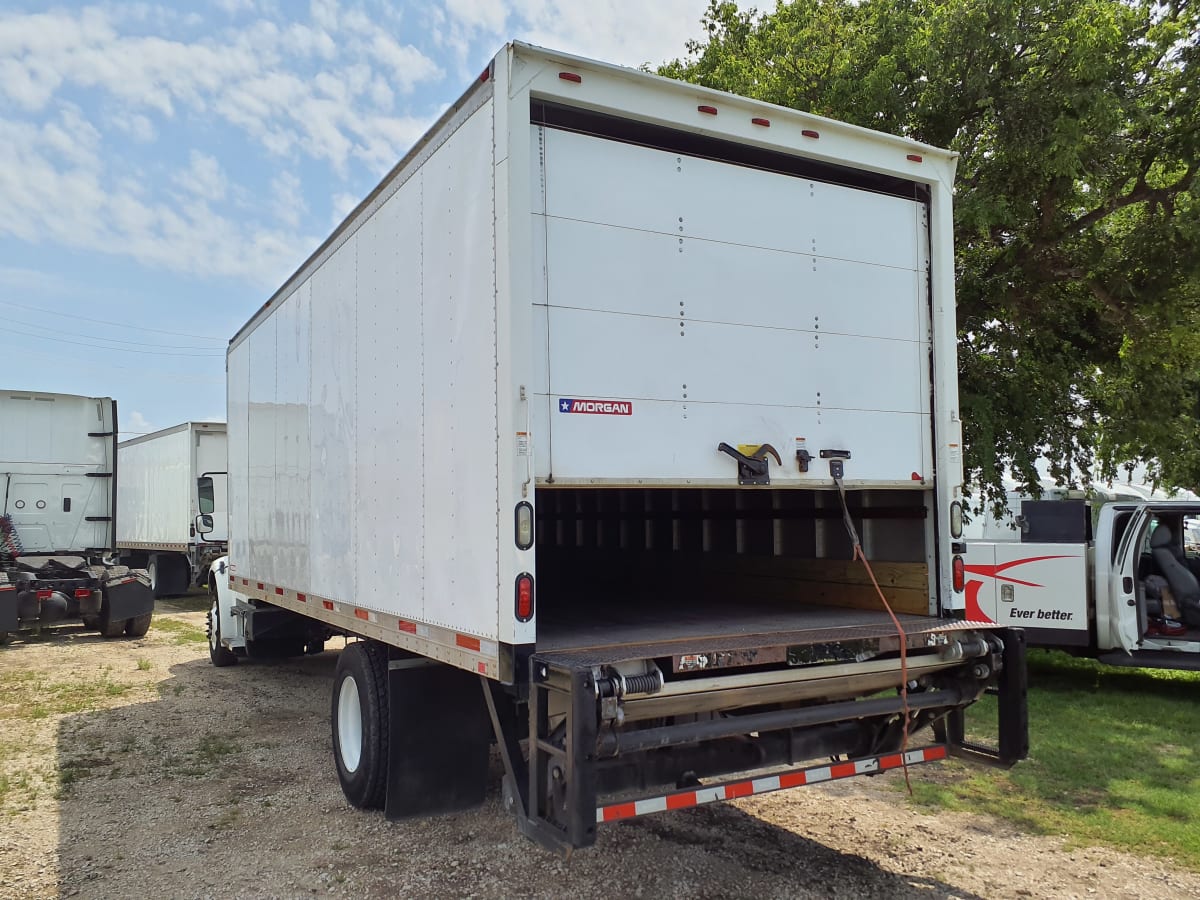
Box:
209;602;220;650
337;676;363;773
148;560;158;591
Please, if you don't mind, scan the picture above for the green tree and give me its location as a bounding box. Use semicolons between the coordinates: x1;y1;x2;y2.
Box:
662;0;1200;502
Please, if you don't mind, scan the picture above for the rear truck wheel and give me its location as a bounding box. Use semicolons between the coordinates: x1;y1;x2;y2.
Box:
125;613;152;637
147;557;163;599
208;599;238;667
331;640;389;810
148;554;189;599
305;638;326;655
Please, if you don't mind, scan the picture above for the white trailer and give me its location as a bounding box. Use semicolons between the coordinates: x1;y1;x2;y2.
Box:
117;422;227;597
1;390;154;640
967;496;1200;670
208;42;1027;852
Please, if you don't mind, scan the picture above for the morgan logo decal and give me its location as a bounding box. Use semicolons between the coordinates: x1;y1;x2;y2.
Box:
558;398;633;416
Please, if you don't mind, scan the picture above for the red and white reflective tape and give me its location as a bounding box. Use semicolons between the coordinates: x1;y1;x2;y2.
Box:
231;574;501;678
597;745;946;823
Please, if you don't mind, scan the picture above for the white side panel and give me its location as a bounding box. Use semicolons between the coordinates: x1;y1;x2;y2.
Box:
274;285;310;584
420;103;499;633
963;542;1089;634
227;352;250;569
354;178;424;614
535;126;930;484
116;428;190;546
194;429;228;543
228;99;500;640
1;392;115;553
246;317;278;580
308;239;358;604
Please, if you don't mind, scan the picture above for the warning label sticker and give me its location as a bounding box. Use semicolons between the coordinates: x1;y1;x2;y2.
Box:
558;398;633;416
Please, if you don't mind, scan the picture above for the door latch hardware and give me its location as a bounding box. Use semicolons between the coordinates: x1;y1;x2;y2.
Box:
820;448;851;479
717;443;782;485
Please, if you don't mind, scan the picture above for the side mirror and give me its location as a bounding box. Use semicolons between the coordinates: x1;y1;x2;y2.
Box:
198;476;215;515
195;513;214;536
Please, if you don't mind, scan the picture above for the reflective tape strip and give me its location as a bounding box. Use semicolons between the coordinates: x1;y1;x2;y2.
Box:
233;575;502;679
596;746;947;824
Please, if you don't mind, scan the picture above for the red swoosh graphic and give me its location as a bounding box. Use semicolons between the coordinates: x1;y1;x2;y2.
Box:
963;555;1077;623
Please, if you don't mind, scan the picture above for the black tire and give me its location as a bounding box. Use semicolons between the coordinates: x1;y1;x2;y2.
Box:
149;555;189;599
207;599;238;667
125;613;152;637
331;641;389;810
80;615;99;629
305;638;326;655
147;556;165;599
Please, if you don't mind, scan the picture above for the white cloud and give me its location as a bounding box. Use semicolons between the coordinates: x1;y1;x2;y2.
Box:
0;109;315;286
173;151;228;201
329;192;360;228
0;4;440;168
271;171;306;228
434;0;757;71
125;410;156;435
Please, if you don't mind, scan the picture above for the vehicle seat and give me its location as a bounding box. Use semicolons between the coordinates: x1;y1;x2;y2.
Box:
1150;526;1200;626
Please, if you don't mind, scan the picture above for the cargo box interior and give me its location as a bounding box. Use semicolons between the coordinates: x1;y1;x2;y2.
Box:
533;487;943;659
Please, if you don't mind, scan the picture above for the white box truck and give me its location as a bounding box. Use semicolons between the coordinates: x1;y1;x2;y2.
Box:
206;42;1028;853
967;495;1200;671
1;390;154;641
117;422;227;597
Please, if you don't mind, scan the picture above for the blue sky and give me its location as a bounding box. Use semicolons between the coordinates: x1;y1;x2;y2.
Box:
0;0;739;437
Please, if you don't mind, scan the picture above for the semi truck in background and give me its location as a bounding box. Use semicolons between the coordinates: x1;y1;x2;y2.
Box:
206;42;1028;853
966;491;1200;670
0;390;154;642
117;422;227;598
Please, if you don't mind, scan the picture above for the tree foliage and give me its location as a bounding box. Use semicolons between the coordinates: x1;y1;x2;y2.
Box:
662;0;1200;501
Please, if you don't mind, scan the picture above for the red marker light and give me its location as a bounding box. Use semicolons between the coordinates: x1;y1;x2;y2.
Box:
907;154;923;163
559;72;582;83
751;117;770;127
74;588;91;599
801;129;820;139
36;589;52;600
515;573;535;622
952;556;965;592
697;105;718;116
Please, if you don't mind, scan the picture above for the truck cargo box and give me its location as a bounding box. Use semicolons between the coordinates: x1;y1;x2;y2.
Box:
226;43;965;680
214;43;1025;852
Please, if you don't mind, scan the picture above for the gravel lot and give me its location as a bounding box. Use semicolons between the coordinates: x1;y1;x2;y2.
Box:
2;600;1198;900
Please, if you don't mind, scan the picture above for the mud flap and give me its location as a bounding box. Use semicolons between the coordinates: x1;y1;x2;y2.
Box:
103;575;154;621
384;662;491;819
0;587;16;632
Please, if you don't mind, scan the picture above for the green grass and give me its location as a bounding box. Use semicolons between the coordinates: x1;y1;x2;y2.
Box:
136;658;152;671
911;651;1200;869
150;616;208;646
155;592;212;615
0;669;132;719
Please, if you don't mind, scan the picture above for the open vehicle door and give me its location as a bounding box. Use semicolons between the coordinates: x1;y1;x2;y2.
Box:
1101;506;1149;654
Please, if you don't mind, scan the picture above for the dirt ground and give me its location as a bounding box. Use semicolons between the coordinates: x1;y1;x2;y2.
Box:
2;599;1198;900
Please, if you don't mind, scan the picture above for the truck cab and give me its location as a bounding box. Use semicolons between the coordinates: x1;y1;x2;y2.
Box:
966;498;1200;668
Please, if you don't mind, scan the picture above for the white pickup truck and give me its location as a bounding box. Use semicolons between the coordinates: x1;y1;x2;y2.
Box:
966;497;1200;670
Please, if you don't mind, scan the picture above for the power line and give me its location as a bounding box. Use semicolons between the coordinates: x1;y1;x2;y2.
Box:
0;298;228;342
4;325;226;357
2;313;228;351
